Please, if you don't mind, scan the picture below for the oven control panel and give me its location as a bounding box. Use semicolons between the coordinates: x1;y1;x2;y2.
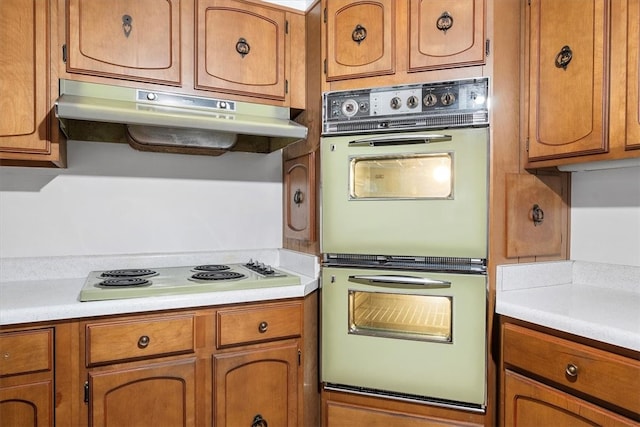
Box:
322;77;489;135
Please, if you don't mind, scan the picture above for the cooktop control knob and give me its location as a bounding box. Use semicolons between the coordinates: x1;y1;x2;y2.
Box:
390;96;402;110
423;93;438;107
441;92;456;106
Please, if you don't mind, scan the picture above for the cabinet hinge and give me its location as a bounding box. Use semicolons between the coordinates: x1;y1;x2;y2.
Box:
323;7;327;23
83;381;89;404
323;58;327;74
285;20;289;34
485;39;490;57
62;44;67;63
298;349;302;366
285;79;289;94
526;137;530;152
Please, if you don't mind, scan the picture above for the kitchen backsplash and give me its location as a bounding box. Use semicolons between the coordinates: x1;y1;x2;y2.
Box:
0;140;284;258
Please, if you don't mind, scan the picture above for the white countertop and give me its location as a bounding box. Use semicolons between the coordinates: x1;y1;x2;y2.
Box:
0;249;319;326
496;261;640;352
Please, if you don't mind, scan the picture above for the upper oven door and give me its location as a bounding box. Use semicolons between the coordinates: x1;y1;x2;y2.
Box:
321;127;489;259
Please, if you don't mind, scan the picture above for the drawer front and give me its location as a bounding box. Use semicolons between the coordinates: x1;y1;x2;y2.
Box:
503;323;640;415
86;314;195;366
217;302;302;348
0;329;52;376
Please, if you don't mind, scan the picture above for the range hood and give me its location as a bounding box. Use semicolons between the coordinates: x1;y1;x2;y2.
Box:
55;79;308;155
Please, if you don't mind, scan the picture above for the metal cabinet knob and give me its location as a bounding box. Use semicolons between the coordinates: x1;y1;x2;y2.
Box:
252;414;268;427
258;321;268;333
565;363;578;378
138;335;150;348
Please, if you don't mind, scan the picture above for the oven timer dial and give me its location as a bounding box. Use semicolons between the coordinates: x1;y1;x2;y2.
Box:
341;99;359;117
390;96;402;110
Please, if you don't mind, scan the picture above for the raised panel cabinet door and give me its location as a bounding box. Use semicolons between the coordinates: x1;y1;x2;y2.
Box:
0;382;53;427
526;0;609;161
284;152;316;242
196;0;287;101
89;359;196;427
214;343;299;427
0;0;51;154
626;0;640;150
504;371;638;427
408;0;485;71
326;0;395;81
66;0;181;85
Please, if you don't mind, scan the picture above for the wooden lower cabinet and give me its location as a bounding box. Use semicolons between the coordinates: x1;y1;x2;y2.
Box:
0;328;54;427
88;359;197;427
501;319;640;426
322;389;484;427
504;371;638;427
214;342;299;426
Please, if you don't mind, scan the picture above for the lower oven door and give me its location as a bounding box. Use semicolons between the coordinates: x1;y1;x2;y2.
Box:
321;266;486;409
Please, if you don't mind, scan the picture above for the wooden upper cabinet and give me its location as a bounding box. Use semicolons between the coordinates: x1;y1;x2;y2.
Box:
0;0;64;167
66;0;182;85
526;0;608;161
408;0;486;72
325;0;395;81
625;0;640;150
196;0;288;101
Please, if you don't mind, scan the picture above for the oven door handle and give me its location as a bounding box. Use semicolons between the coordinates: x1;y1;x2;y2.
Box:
348;275;451;288
348;134;452;147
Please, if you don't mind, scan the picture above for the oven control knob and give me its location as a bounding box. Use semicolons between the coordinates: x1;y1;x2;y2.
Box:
407;95;419;109
359;101;369;113
341;99;359;117
441;92;456;106
423;93;438;107
390;96;402;110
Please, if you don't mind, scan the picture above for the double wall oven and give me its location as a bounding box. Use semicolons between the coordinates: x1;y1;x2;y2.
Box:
320;78;489;412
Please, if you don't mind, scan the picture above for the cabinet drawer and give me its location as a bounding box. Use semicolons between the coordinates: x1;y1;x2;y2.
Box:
217;302;302;348
503;323;640;415
0;329;52;376
86;314;195;366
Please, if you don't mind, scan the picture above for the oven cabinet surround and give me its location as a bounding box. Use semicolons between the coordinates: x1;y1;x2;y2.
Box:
63;0;305;108
323;0;485;86
0;0;65;167
524;0;640;168
501;320;640;426
0;328;54;427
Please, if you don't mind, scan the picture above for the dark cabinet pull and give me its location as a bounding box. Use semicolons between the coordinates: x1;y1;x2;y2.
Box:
293;189;304;206
555;45;573;70
252;414;268;427
351;24;367;44
532;204;544;226
236;38;250;58
436;11;454;33
138;335;150;348
122;15;133;37
258;321;268;333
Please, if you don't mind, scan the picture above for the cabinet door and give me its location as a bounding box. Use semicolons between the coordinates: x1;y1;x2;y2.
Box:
408;0;485;71
0;382;52;427
66;0;181;85
196;0;287;101
526;0;608;161
626;0;640;150
214;343;299;427
0;0;61;163
284;152;317;242
325;0;395;81
89;359;196;427
504;371;638;427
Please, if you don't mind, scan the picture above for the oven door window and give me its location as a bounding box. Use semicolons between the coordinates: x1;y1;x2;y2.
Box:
349;153;453;200
348;290;452;343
